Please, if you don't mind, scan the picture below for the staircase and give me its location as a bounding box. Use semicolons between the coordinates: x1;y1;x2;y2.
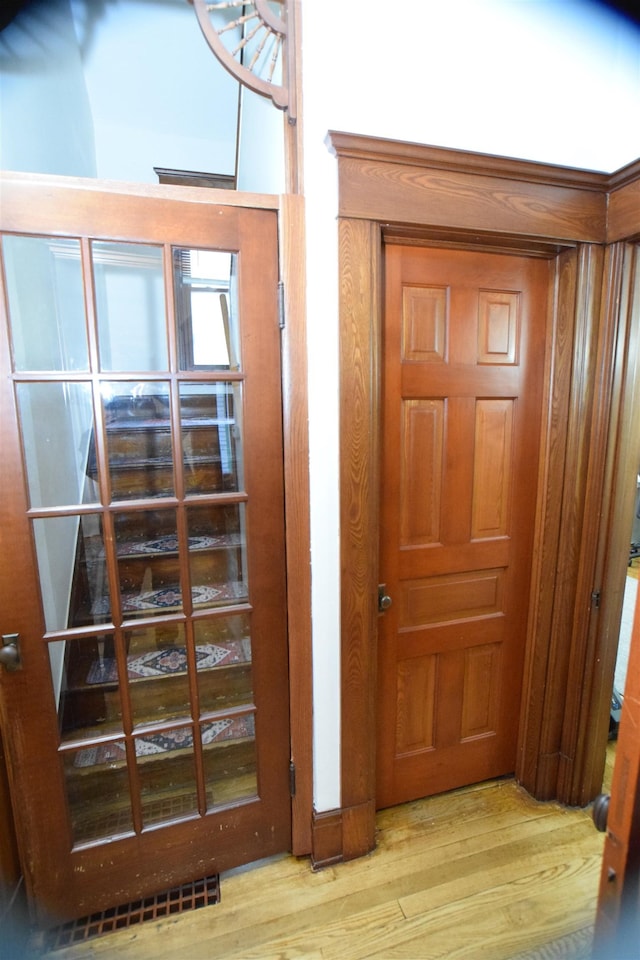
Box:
70;388;246;625
58;390;256;839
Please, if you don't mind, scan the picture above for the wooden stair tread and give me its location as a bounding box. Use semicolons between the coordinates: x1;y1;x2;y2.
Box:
65;640;252;688
113;532;243;560
64;660;251;695
106;416;233;431
66;717;256;775
71;581;248;624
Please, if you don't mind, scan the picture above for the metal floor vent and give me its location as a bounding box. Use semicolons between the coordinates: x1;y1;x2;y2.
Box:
43;874;220;952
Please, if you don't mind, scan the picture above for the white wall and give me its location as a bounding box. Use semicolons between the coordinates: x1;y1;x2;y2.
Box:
301;0;640;812
236;86;285;193
0;0;283;191
70;0;239;183
0;0;96;175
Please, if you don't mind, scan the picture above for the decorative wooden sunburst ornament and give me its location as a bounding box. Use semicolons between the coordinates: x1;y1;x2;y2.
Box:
190;0;294;117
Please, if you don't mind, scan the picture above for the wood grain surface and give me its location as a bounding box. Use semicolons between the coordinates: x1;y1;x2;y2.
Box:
41;750;614;960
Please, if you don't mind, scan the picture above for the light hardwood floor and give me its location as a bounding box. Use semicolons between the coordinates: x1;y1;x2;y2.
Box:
36;746;615;960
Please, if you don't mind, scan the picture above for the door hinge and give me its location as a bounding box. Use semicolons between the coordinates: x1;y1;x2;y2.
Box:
278;281;285;329
289;760;296;797
591;590;601;609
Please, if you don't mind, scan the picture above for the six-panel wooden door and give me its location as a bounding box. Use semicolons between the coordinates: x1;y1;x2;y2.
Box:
377;244;550;808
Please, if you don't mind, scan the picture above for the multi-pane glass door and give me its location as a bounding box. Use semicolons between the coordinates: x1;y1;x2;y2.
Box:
0;183;290;922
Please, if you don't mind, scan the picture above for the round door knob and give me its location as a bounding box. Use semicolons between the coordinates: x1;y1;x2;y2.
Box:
592;793;609;833
0;636;21;672
379;593;392;611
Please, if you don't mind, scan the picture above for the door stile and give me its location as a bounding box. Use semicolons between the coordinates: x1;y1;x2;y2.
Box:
0;273;70;915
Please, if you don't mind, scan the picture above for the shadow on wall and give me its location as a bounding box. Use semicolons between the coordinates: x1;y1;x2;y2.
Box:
0;0;186;57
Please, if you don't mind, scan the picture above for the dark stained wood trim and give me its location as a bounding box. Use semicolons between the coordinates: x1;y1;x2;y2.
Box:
575;244;640;805
555;245;611;801
327;132;608;244
327;132;610;190
562;245;630;803
279;194;313;855
154;168;236;190
0;170;279;211
342;799;377;860
516;248;578;791
535;245;605;798
332;155;606;244
332;132;640;859
607;171;640;243
311;809;343;868
605;157;640;192
311;799;377;869
339;217;380;837
382;223;572;258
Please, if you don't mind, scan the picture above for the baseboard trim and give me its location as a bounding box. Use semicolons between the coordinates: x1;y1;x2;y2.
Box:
311;799;376;869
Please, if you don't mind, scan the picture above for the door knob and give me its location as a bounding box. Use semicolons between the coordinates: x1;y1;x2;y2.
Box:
592;793;609;832
378;584;392;612
0;634;21;672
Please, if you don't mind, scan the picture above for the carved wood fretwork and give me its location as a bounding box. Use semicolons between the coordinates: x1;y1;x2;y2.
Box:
190;0;296;121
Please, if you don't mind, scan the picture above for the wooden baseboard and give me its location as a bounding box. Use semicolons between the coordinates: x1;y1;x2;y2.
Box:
311;799;376;868
310;810;343;868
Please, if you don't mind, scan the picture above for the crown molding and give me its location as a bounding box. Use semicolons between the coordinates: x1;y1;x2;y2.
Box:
326;132;640;245
326;131;612;192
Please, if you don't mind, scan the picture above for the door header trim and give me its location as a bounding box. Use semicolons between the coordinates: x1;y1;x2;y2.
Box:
326;132;640;245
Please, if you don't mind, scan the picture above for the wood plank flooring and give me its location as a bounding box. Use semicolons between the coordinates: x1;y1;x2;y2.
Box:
37;747;616;960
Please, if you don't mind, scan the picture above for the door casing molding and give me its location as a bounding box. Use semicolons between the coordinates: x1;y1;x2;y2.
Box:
322;132;640;863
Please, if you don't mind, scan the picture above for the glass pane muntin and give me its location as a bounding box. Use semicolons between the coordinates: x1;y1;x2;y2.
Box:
5;231;258;841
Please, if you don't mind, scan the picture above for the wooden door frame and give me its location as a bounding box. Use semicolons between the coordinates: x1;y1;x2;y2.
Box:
594;504;640;957
319;132;640;864
0;175;313;887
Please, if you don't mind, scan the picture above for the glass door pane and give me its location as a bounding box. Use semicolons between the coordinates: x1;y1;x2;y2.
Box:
16;382;96;509
5;235;258;843
102;382;174;501
180;382;242;494
3;234;89;372
174;248;239;370
93;241;167;372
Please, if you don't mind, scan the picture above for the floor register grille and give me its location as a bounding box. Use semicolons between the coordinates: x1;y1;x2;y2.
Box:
42;874;221;952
